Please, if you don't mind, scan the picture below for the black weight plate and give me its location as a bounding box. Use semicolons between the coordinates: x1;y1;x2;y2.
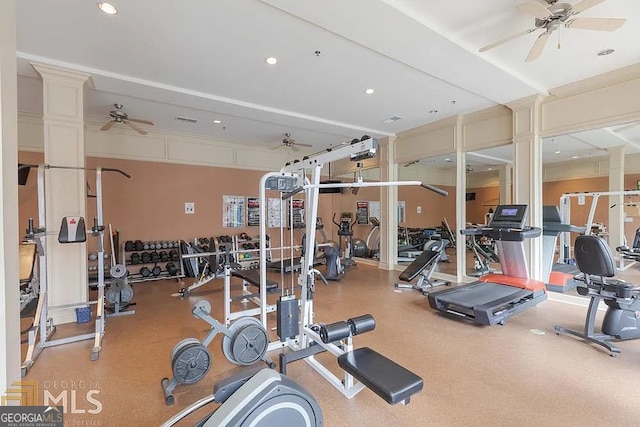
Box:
171;340;211;385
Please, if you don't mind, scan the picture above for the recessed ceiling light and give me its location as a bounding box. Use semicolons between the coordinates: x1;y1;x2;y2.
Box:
488;168;493;171
572;155;579;159
365;88;375;95
97;2;118;15
213;120;222;124
265;57;278;65
555;151;561;154
597;48;615;57
444;158;453;162
429;109;439;114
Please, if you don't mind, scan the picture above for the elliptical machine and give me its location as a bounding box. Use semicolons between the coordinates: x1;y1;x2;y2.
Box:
332;212;356;268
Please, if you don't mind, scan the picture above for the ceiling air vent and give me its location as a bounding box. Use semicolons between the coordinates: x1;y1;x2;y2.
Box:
383;116;402;124
175;116;198;124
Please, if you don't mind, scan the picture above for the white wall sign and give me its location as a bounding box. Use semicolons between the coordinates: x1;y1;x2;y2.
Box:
185;202;195;214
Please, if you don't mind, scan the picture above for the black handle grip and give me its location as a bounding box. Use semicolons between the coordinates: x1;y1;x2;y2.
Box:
421;183;448;197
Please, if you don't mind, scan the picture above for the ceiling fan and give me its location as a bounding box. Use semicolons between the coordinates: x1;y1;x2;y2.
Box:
479;0;626;62
100;104;155;135
270;133;312;152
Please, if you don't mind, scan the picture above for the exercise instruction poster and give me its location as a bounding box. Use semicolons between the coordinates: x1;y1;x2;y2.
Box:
356;201;369;225
247;197;260;226
267;198;285;228
223;195;245;228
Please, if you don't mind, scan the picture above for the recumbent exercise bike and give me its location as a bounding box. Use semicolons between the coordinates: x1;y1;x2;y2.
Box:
555;234;640;356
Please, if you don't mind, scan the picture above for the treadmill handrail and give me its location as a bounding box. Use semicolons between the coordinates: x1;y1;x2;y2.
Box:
460;226;541;240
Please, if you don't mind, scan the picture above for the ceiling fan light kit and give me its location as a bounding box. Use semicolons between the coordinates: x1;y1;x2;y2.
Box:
479;0;626;62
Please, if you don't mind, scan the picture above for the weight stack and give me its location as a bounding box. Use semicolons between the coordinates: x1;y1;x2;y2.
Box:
276;295;298;342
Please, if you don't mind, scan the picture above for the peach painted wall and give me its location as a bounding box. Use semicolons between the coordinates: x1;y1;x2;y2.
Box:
466;186;500;224
398;185;456;230
17;152;337;253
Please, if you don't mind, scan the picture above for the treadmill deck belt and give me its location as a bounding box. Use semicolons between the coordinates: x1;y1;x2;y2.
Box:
437;283;525;309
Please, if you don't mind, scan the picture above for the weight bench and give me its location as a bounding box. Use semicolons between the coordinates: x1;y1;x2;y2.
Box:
337;347;423;405
231;269;278;293
395;240;450;294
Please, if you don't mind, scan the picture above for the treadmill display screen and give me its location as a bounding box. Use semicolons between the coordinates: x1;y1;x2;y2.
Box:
490;205;528;228
501;208;518;217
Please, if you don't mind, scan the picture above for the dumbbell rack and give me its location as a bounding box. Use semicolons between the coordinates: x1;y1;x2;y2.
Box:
122;241;186;284
234;234;263;270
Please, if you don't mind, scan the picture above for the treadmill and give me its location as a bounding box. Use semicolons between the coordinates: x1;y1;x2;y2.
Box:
542;206;585;293
428;204;547;325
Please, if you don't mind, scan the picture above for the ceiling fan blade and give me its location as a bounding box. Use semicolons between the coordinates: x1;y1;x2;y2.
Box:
566;17;626;31
100;121;115;131
295;142;313;148
613;122;640;133
479;28;537;52
291;145;299;152
270;144;284;150
517;1;551;19
525;31;551;62
127;118;155;126
124;120;147;135
571;0;606;15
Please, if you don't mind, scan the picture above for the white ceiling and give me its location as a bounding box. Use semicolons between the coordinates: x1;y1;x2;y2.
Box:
14;0;640;151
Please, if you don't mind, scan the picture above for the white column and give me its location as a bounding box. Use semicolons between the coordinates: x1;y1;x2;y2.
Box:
379;136;398;270
499;163;512;204
455;117;466;281
31;63;91;324
608;146;625;251
0;0;21;397
508;96;544;281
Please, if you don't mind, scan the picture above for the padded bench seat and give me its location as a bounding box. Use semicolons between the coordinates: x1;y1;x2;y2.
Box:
337;347;423;405
398;249;441;282
231;270;278;293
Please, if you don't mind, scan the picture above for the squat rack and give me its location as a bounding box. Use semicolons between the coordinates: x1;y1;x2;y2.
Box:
20;164;130;376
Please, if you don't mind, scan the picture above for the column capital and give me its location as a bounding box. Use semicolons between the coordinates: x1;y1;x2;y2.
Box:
31;62;93;88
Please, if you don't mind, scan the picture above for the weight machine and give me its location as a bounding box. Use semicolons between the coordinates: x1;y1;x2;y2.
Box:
257;138;447;402
20;164;130;376
559;190;640;270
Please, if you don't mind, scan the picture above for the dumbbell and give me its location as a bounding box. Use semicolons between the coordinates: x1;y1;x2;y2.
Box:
141;252;152;263
88;252;98;261
152;266;162;276
140;266;151;277
151;252;161;263
130;253;141;265
135;240;144;251
169;250;179;261
124;240;134;251
166;262;178;276
143;242;150;250
160;251;169;262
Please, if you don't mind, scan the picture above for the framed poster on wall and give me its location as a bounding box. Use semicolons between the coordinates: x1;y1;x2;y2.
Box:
223;195;245;228
247;197;260;226
356;201;369;225
369;201;381;222
289;199;305;229
267;198;286;228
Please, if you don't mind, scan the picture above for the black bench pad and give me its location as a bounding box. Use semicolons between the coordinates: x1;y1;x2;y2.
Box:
231;270;278;292
399;249;440;282
337;347;423;405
